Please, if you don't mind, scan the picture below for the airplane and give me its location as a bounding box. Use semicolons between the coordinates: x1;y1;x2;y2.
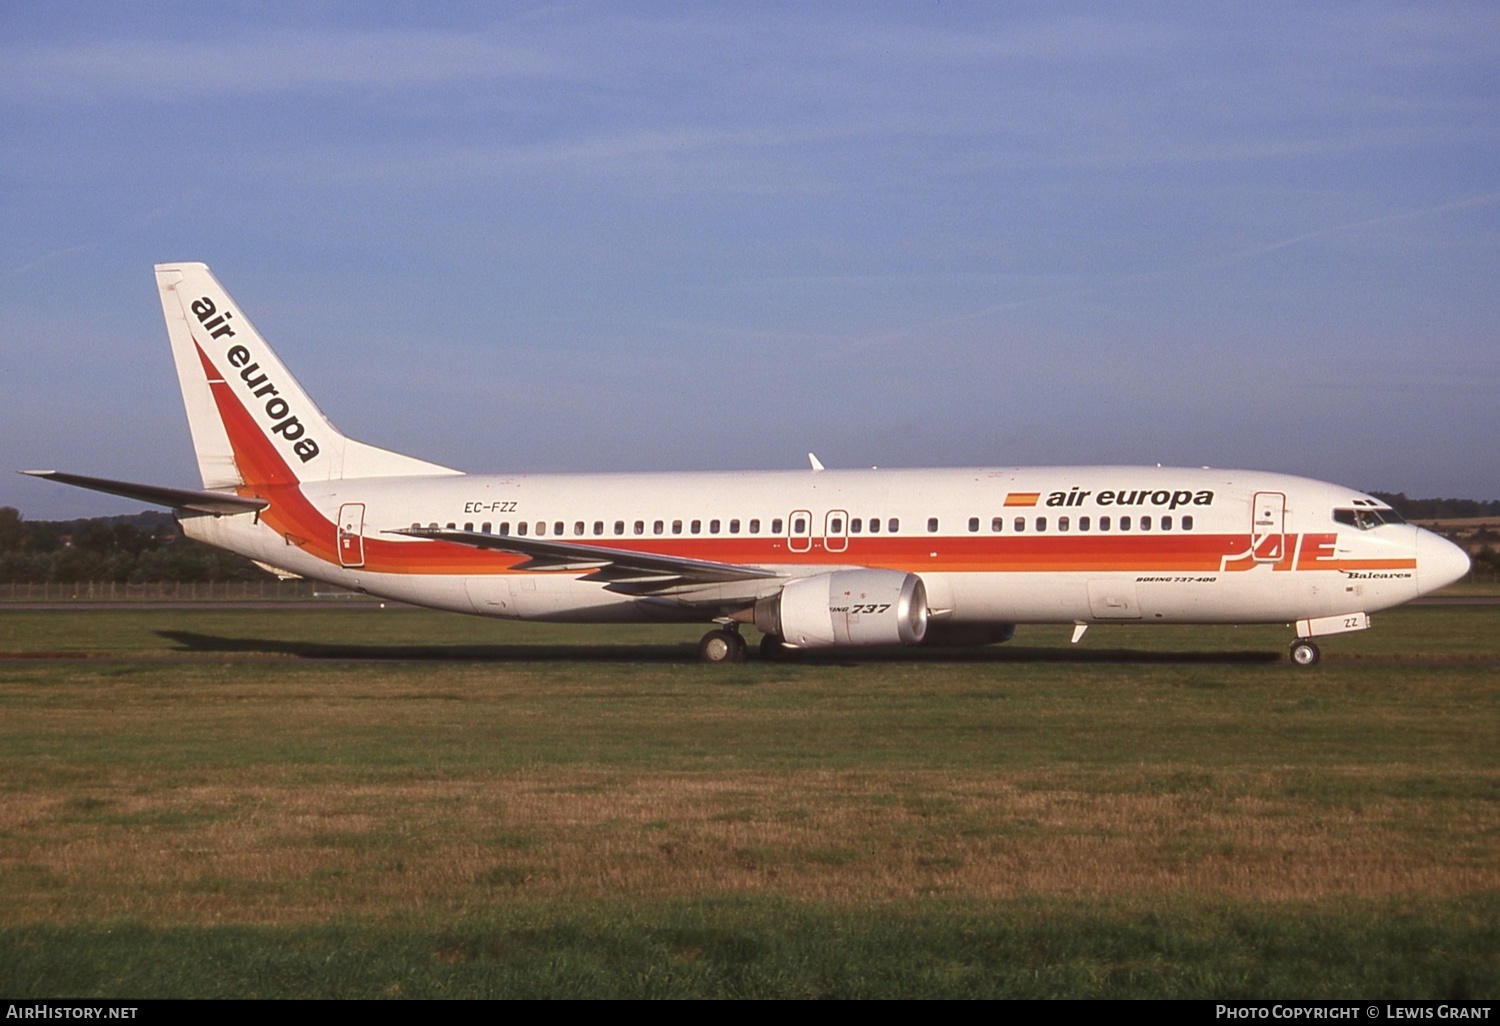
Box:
24;262;1472;665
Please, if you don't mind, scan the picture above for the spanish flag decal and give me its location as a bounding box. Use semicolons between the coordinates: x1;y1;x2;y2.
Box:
1004;492;1041;507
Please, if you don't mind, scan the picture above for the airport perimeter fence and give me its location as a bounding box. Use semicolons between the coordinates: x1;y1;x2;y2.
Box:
0;580;374;602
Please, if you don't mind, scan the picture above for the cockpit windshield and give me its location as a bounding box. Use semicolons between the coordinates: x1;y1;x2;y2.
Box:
1333;507;1405;530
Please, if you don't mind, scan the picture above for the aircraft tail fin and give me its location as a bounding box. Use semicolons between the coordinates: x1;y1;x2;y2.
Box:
155;263;461;488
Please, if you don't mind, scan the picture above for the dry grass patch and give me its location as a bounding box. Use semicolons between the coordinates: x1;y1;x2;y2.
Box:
3;767;1495;925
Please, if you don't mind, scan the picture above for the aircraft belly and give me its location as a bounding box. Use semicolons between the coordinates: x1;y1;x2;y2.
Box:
460;573;689;623
362;574;474;614
937;567;1415;626
1129;569;1414;623
938;571;1087;623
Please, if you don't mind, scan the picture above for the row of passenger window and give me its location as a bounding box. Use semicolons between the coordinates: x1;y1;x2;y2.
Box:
970;514;1194;533
413;512;1194;537
421;518;808;538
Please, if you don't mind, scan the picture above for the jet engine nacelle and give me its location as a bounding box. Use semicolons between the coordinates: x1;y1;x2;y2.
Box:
755;569;929;649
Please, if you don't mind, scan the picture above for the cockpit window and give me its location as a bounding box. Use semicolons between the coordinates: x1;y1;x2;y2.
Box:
1333;507;1405;530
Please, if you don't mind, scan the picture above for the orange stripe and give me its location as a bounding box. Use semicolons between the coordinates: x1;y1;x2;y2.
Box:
190;378;1419;582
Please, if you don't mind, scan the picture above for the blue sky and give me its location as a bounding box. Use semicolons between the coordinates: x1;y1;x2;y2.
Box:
3;2;1497;518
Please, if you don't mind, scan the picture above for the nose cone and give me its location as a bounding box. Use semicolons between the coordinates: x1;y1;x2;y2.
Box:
1417;529;1471;594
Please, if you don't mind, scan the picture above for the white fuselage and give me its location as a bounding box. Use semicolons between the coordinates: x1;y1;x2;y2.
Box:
181;464;1462;631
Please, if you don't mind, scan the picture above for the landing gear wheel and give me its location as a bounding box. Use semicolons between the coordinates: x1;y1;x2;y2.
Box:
698;628;747;664
1289;640;1321;667
759;634;790;662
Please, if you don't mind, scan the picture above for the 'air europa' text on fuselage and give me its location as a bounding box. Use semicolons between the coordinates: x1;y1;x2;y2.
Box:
1046;487;1215;508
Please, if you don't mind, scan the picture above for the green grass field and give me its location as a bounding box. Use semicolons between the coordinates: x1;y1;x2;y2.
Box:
1;606;1496;997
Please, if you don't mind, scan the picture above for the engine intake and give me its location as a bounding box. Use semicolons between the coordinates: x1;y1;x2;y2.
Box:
755;569;928;648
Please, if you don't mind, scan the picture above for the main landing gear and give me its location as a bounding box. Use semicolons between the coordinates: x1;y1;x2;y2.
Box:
697;626;795;664
697;625;749;664
1288;639;1321;667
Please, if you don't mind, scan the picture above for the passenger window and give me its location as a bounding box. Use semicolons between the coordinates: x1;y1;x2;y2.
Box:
1140;516;1151;531
614;521;624;535
534;522;545;536
447;522;457;530
499;522;510;535
729;519;740;534
869;518;880;534
1014;517;1026;533
1182;515;1193;530
672;520;683;535
991;517;1004;532
1099;516;1110;531
928;518;939;533
889;518;900;533
709;519;720;534
829;518;843;533
1059;516;1069;532
691;520;702;535
463;522;474;532
574;521;585;536
850;518;862;533
792;517;806;533
554;521;564;536
653;521;664;535
749;519;761;534
1036;517;1047;532
633;521;644;535
1079;516;1090;531
517;522;528;536
772;519;783;534
1120;516;1131;531
482;522;491;534
593;521;604;536
1161;516;1171;531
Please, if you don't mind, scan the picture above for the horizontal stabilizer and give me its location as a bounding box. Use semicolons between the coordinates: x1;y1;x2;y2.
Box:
20;470;269;516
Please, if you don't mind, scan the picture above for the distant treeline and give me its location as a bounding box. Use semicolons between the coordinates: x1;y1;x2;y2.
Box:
1369;493;1500;520
0;507;271;584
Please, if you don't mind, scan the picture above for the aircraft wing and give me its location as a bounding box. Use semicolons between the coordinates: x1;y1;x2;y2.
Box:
20;470;269;516
389;526;784;594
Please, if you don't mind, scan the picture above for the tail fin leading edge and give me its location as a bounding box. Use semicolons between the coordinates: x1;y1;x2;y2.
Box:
155;263;460;488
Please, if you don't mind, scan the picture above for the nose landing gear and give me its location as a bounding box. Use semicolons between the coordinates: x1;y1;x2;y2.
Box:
1289;639;1321;666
